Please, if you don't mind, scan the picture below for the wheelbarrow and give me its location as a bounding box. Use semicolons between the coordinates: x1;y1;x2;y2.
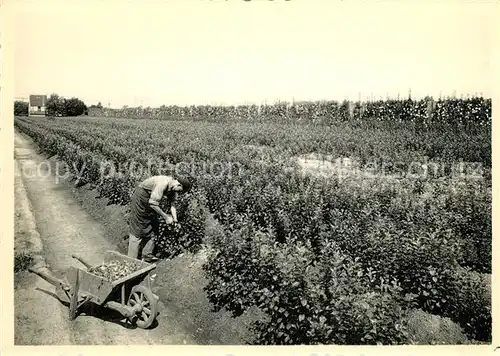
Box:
28;250;160;329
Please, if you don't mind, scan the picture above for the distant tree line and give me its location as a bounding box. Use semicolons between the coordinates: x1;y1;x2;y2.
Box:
45;94;88;117
88;96;491;131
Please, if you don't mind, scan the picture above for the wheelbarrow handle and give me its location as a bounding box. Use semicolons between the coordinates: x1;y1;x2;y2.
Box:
28;266;67;288
71;254;92;269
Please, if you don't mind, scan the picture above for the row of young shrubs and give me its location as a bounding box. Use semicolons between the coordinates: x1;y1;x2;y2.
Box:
188;171;491;343
203;220;490;344
14;116;491;343
200;177;491;342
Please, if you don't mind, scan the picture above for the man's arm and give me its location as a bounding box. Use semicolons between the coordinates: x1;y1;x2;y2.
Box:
170;205;178;223
150;205;169;220
149;180;172;222
169;191;178;223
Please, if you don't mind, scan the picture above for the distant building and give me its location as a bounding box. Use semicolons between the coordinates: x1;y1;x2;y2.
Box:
29;95;47;116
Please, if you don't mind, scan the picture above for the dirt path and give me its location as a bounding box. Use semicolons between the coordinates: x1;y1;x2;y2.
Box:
14;131;198;345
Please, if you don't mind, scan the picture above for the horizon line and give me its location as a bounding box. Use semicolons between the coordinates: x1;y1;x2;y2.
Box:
14;91;491;109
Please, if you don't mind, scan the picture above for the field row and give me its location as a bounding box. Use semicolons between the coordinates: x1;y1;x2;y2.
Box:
15;115;491;344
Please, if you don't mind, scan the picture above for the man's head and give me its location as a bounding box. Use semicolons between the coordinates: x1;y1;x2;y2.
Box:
173;176;193;192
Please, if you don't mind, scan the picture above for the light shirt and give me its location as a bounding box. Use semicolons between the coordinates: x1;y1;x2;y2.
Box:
138;175;176;206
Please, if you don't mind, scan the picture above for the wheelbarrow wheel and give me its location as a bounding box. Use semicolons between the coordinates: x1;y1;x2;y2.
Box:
127;285;158;329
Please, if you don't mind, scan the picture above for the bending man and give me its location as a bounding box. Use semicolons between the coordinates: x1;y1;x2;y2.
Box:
128;175;192;262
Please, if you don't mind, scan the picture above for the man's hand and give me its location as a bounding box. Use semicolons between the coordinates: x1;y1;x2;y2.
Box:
173;221;182;233
164;214;174;225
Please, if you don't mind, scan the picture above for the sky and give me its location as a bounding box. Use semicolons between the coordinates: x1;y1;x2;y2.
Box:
11;0;497;108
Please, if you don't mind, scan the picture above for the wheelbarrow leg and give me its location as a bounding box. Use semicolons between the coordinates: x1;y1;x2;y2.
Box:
69;269;80;320
28;266;73;303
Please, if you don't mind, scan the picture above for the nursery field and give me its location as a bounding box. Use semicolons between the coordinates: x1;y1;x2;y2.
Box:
14;111;491;345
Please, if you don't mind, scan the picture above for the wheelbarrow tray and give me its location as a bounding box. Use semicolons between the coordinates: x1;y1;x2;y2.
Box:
70;250;156;306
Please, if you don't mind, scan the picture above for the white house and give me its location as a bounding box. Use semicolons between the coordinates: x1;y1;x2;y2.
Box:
29;95;47;116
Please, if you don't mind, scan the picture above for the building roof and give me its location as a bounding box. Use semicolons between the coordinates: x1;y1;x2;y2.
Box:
29;95;47;106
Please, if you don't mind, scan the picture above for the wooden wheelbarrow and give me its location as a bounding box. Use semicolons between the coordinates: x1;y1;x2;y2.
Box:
28;250;160;329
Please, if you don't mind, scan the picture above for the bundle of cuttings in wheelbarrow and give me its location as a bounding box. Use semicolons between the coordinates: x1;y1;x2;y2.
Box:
88;259;142;281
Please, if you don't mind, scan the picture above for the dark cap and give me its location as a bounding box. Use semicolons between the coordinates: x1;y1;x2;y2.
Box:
175;176;193;192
